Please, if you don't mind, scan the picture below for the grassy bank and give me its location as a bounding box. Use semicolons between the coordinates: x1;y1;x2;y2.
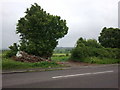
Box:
71;57;120;64
2;52;67;70
2;58;63;70
2;50;119;70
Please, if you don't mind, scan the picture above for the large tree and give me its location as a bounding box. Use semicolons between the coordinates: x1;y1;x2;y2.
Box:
98;27;120;48
15;3;68;58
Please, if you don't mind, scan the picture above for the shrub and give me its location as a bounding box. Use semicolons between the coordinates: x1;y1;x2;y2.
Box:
71;47;89;61
5;43;18;58
76;37;102;48
66;53;69;56
71;37;120;62
71;47;120;60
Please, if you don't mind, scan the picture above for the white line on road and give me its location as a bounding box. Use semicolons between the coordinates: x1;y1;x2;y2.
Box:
52;70;114;79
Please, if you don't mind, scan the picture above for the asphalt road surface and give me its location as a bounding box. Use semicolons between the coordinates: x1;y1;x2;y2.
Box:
2;64;119;88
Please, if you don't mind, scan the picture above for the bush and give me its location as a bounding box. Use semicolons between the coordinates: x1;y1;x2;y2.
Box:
5;43;18;58
71;37;120;62
76;37;102;48
5;50;17;58
94;48;120;59
71;47;120;60
66;53;69;56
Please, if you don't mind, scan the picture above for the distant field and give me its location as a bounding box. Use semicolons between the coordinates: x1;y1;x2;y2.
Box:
51;53;70;62
53;53;66;56
51;56;69;62
53;53;66;55
53;53;71;56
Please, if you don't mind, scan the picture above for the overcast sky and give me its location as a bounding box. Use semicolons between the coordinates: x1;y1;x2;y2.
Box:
1;0;119;49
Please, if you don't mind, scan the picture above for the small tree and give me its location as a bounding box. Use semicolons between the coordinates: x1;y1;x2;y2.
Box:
71;37;103;61
76;37;102;48
98;27;120;48
6;43;19;57
10;3;68;58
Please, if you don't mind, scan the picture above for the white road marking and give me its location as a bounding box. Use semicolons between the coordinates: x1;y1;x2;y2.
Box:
52;70;114;79
92;71;113;74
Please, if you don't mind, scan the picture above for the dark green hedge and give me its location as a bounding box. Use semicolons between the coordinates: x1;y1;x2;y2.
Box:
71;47;120;61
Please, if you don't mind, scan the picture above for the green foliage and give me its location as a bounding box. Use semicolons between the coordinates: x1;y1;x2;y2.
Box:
71;37;120;63
99;27;120;48
71;47;120;61
83;57;120;64
71;37;103;60
9;3;68;58
71;47;89;61
66;53;69;56
6;43;19;58
76;37;102;48
95;48;120;59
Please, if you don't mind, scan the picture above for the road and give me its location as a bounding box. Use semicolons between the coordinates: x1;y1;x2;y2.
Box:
2;64;119;88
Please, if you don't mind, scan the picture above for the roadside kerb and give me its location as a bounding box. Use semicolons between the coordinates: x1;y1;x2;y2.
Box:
2;67;70;74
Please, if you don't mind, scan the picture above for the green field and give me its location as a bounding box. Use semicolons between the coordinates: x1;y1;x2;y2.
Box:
51;53;70;62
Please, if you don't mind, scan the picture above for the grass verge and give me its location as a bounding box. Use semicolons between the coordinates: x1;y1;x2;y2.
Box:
2;58;63;70
71;57;120;64
2;51;69;70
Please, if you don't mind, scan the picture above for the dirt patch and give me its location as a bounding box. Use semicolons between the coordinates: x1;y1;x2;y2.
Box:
12;51;51;63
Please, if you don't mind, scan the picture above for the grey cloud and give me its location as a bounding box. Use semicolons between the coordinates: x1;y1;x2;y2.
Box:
1;0;119;49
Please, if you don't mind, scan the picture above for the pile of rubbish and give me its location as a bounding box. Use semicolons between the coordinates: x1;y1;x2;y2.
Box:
13;51;51;63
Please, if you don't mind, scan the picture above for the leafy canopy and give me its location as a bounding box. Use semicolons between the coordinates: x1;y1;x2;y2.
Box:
10;3;68;58
98;27;120;48
71;37;120;61
71;37;103;60
76;37;102;48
